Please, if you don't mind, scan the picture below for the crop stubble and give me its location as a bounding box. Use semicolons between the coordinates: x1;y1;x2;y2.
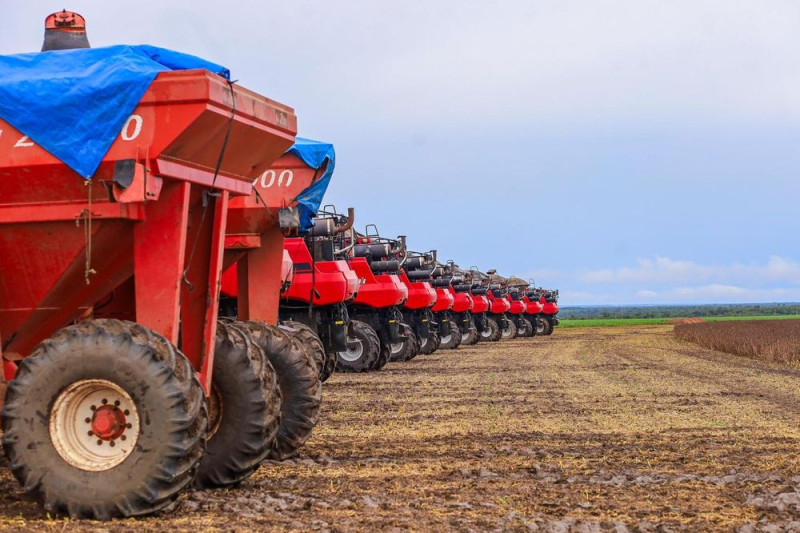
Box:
675;319;800;365
0;325;798;531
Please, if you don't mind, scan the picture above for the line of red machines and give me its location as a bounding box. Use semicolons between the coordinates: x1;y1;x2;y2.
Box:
0;10;558;521
220;202;560;373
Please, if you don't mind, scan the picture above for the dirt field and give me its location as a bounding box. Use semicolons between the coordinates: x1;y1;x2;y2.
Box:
1;325;799;531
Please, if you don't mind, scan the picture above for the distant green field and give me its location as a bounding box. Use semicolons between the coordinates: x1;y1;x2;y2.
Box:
558;315;800;328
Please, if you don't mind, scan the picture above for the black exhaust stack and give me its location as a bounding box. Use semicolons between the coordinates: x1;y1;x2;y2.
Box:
42;10;90;51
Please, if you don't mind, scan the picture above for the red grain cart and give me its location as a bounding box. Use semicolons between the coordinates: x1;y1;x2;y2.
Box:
219;141;335;460
0;66;296;518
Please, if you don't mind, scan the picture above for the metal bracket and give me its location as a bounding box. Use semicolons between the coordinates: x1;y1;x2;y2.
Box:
112;159;162;203
278;206;300;229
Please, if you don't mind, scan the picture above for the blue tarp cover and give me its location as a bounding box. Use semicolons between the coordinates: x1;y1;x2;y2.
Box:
288;137;336;232
0;45;229;178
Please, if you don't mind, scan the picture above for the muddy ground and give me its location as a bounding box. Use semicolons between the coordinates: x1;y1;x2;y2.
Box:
1;325;799;531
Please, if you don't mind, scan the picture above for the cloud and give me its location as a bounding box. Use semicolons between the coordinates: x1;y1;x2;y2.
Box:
560;256;800;305
631;284;800;304
578;256;800;288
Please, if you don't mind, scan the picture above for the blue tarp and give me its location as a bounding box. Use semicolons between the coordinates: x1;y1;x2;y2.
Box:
288;137;336;233
0;45;229;178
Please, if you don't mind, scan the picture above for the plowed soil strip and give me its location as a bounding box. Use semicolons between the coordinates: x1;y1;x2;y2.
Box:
0;325;798;531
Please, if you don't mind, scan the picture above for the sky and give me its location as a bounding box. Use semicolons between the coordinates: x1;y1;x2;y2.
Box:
4;1;799;305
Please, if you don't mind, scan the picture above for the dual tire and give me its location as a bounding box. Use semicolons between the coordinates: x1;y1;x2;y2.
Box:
281;321;335;382
461;327;479;345
500;319;518;340
335;320;380;372
479;317;502;342
2;318;321;520
389;329;421;362
418;329;440;355
515;317;535;338
536;317;554;336
195;321;281;488
238;322;321;461
439;320;462;350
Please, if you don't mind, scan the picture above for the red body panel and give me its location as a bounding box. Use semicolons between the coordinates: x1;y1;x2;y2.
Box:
470;294;490;313
431;287;455;312
523;296;544;314
0;70;296;393
542;301;560;315
226;153;321;236
449;287;474;313
487;292;511;313
399;271;436;310
349;258;407;309
279;238;358;305
506;298;526;315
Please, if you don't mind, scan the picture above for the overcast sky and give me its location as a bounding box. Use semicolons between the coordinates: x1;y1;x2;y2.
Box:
5;1;799;305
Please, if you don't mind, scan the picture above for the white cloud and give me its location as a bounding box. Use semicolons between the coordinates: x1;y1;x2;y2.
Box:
578;256;800;288
632;284;800;304
560;256;800;304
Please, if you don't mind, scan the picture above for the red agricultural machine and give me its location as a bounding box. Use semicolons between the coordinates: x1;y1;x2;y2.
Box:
462;269;494;342
444;263;480;345
498;275;535;338
278;207;360;373
514;280;543;335
340;225;409;370
423;263;457;354
218;138;343;459
433;261;478;348
0;15;299;519
393;248;437;361
470;269;512;341
531;287;560;335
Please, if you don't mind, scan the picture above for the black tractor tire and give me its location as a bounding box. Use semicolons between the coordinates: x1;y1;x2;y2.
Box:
282;321;333;382
388;333;407;362
336;320;380;372
439;320;462;350
500;319;518;340
195;322;281;488
239;322;321;461
516;317;534;338
480;317;502;342
390;330;421;362
536;317;553;336
418;330;440;355
372;340;392;371
461;327;479;346
2;319;206;520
